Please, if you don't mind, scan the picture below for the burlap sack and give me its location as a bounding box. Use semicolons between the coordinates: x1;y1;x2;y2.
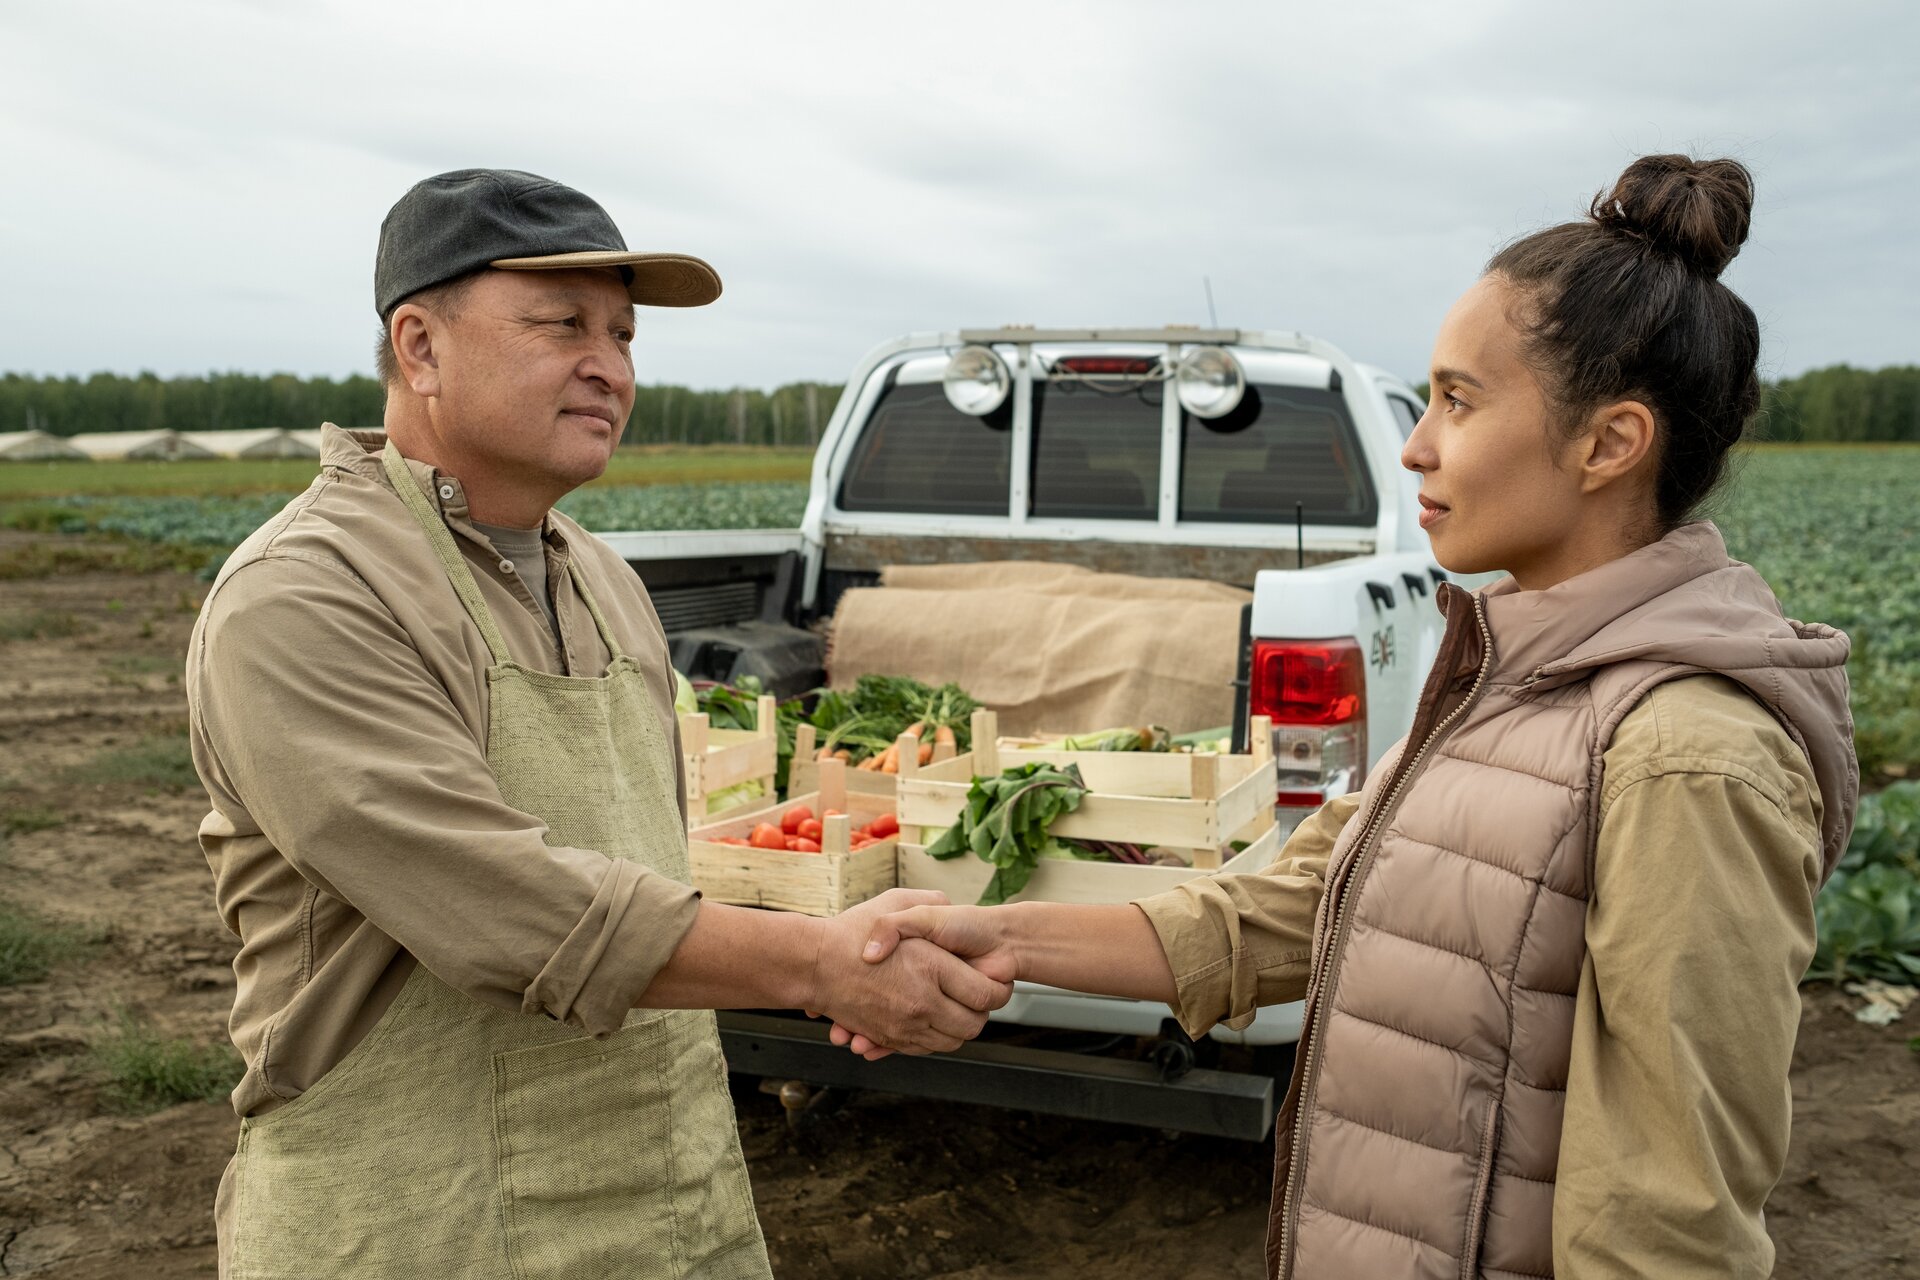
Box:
828;562;1250;736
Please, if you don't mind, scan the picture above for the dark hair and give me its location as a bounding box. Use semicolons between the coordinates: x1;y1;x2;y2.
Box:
1486;154;1761;535
373;272;484;388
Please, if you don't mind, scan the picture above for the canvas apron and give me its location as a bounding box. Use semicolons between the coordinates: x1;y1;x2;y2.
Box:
218;444;771;1280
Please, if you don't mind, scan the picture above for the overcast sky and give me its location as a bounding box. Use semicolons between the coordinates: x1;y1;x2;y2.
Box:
2;0;1914;391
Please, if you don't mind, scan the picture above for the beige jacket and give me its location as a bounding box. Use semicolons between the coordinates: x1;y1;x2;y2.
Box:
187;426;701;1118
1139;522;1856;1278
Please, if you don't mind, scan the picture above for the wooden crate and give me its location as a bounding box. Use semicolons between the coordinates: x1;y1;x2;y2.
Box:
687;759;899;916
898;709;1278;871
787;720;967;802
680;694;779;825
897;819;1282;906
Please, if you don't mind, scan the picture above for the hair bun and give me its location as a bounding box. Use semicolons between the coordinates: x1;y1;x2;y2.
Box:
1589;154;1753;278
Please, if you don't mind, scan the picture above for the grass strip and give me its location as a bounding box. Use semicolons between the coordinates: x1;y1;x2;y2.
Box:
93;1010;243;1113
0;900;87;985
65;733;199;790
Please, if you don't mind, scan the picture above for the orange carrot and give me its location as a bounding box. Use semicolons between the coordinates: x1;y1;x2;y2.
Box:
934;724;957;750
917;742;933;765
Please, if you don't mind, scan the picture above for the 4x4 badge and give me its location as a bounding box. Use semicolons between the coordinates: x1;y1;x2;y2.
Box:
1371;626;1397;673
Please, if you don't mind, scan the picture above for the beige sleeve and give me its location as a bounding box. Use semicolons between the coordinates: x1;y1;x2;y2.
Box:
191;555;700;1037
1132;792;1361;1038
1554;768;1820;1278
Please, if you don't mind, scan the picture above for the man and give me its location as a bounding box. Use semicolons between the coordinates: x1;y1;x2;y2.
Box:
186;168;1006;1279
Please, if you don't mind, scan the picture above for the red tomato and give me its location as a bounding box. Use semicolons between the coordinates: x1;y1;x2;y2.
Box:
789;838;822;854
863;813;901;840
797;818;824;842
749;824;787;851
780;804;813;835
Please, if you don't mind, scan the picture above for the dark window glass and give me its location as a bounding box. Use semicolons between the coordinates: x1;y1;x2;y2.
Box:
1179;385;1377;526
838;381;1011;515
1388;396;1421;440
1029;380;1161;520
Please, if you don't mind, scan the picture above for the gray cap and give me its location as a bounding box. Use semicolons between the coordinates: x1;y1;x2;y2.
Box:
374;168;722;318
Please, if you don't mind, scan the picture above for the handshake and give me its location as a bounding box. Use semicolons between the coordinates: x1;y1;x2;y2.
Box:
801;889;1018;1061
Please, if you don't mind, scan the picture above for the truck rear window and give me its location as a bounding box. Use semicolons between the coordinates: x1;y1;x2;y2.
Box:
1179;385;1376;526
1030;381;1161;520
837;383;1011;516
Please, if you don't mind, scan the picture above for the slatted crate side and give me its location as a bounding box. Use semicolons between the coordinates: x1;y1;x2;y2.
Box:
681;694;779;825
687;760;900;916
896;820;1282;907
898;713;1278;864
787;721;969;801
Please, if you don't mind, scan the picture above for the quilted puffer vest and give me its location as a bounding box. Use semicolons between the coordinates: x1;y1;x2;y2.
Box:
1265;522;1856;1280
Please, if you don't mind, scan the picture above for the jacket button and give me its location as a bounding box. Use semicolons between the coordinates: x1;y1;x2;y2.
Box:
438;484;455;501
499;559;515;575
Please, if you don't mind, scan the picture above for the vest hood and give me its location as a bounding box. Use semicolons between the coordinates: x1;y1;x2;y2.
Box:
1462;520;1858;878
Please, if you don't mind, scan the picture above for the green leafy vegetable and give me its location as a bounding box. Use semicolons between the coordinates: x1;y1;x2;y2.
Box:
1035;726;1167;753
926;763;1091;905
1811;781;1920;985
1812;861;1920;984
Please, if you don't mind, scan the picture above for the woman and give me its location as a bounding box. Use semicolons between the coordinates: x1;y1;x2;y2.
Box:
849;155;1858;1279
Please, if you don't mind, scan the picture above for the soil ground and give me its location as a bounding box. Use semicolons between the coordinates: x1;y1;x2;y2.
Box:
2;558;1915;1278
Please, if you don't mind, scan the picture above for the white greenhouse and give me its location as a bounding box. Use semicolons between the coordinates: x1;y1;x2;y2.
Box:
179;429;322;460
66;431;219;462
0;430;89;461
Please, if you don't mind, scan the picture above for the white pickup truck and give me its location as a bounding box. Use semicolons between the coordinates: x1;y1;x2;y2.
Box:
604;326;1483;1138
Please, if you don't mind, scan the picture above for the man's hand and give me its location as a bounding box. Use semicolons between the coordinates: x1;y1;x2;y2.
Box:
831;904;1021;1059
805;890;1012;1056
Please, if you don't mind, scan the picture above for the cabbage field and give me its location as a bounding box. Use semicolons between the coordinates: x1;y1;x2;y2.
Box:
3;444;1916;778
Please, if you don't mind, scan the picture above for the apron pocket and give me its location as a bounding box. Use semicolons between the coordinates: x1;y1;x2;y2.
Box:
491;1014;677;1280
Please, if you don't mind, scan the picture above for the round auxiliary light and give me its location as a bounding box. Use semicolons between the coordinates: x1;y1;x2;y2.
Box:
942;345;1012;416
1175;346;1246;419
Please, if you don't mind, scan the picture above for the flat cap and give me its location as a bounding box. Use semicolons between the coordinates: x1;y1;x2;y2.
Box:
375;168;721;318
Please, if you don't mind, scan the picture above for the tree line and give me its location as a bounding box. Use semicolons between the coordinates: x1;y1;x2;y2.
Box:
1409;363;1919;443
5;363;1915;446
0;372;847;448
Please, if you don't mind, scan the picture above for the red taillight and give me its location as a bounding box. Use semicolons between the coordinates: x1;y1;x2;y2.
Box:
1056;356;1158;375
1250;638;1366;726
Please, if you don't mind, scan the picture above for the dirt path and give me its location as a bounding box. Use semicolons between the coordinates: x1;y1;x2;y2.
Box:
1;564;1915;1278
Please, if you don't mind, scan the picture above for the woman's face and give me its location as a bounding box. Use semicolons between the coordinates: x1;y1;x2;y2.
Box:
1402;274;1610;590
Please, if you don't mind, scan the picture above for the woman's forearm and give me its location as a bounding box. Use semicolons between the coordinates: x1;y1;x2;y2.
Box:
1000;901;1178;1003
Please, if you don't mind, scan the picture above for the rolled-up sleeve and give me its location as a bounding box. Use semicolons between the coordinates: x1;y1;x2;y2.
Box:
1132;792;1360;1037
1554;768;1820;1278
192;555;700;1037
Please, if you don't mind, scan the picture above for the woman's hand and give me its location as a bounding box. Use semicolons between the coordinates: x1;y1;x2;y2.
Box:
816;905;1021;1060
804;891;1013;1056
861;904;1019;983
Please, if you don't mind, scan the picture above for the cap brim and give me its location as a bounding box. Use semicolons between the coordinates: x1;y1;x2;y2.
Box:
488;250;722;307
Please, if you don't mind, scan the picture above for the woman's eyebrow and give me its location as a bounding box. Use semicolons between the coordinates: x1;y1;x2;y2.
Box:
1431;366;1486;390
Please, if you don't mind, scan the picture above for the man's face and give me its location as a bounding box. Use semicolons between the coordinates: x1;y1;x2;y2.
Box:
428;267;637;499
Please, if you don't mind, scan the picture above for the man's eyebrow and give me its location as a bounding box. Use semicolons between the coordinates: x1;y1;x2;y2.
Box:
1431;366;1485;390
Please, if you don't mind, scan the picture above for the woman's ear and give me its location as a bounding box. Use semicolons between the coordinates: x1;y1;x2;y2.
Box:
389;305;443;400
1577;400;1657;494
